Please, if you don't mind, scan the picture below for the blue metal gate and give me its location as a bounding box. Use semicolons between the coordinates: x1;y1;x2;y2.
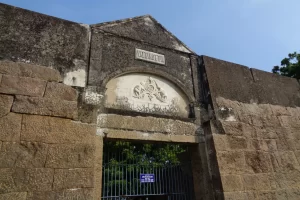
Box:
102;141;195;200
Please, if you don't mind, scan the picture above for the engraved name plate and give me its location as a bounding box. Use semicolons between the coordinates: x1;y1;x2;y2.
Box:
135;48;165;65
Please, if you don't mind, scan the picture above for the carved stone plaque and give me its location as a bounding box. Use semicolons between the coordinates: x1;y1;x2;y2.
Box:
135;48;165;65
105;73;189;117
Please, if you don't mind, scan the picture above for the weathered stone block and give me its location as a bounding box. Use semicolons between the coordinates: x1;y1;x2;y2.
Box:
0;142;48;168
270;152;300;172
217;151;246;174
220;121;243;136
256;191;276;200
0;192;27;200
44;82;77;101
227;136;247;150
13;168;54;192
259;115;281;128
0;75;47;96
274;171;300;189
279;116;300;129
246;191;278;200
0;168;16;193
242;123;257;138
244;151;273;173
0;168;54;193
21;115;96;144
221;175;244;192
287;107;300;118
271;105;290;116
0;113;21;142
26;189;94;200
0;61;62;82
93;136;103;199
265;139;278;152
243;174;271;191
249;139;277;152
98;114;197;135
255;126;278;139
212;134;228;151
45;143;95;168
53;168;93;190
286;188;300;200
276;190;288;200
223;192;247;200
295;151;300;164
276;137;295;151
0;94;13;118
285;138;300;151
221;121;258;138
12;95;77;119
99;128;200;143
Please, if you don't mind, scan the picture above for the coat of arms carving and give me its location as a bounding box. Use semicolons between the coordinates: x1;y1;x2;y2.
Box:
133;77;167;102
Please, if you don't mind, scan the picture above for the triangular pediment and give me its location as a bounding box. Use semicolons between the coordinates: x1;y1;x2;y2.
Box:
92;15;193;53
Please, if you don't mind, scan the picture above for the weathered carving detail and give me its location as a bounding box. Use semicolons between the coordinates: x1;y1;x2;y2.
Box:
105;73;189;118
133;77;167;102
110;96;180;117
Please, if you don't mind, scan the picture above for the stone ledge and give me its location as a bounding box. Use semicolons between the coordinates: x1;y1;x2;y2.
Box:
0;61;62;82
98;128;201;143
0;75;47;97
98;114;197;135
44;82;77;101
21;115;96;144
12;95;78;119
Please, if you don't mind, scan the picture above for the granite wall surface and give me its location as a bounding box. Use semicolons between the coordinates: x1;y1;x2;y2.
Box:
0;3;90;87
201;56;300;200
0;61;97;200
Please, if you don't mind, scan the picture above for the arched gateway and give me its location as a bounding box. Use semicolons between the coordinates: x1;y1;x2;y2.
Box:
3;3;300;200
101;73;196;199
88;16;205;200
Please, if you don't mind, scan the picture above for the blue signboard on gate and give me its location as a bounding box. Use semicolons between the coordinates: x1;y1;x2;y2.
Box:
140;174;155;183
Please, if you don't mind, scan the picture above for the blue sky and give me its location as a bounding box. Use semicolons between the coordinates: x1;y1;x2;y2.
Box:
1;0;300;72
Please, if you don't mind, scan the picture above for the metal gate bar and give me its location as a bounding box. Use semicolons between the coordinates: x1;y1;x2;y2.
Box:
102;141;195;200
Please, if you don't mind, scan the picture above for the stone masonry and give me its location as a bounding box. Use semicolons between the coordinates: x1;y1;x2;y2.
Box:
201;56;300;200
0;61;97;200
1;2;300;200
212;97;300;199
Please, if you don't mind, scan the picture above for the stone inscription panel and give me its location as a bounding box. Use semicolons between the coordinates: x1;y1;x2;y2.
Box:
135;49;165;65
105;73;189;117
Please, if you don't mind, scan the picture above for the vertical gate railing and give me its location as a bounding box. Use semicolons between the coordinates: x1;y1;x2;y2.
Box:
102;141;195;200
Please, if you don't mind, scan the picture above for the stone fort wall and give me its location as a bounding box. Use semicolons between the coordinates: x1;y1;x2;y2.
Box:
201;56;300;199
0;61;97;199
1;2;300;200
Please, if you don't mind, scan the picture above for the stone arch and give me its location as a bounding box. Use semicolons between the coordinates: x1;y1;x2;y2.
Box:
101;66;195;104
104;71;193;118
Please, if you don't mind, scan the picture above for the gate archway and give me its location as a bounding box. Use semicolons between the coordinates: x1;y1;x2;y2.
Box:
102;141;195;200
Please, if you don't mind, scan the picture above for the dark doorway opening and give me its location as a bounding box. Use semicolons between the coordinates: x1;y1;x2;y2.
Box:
101;141;195;200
